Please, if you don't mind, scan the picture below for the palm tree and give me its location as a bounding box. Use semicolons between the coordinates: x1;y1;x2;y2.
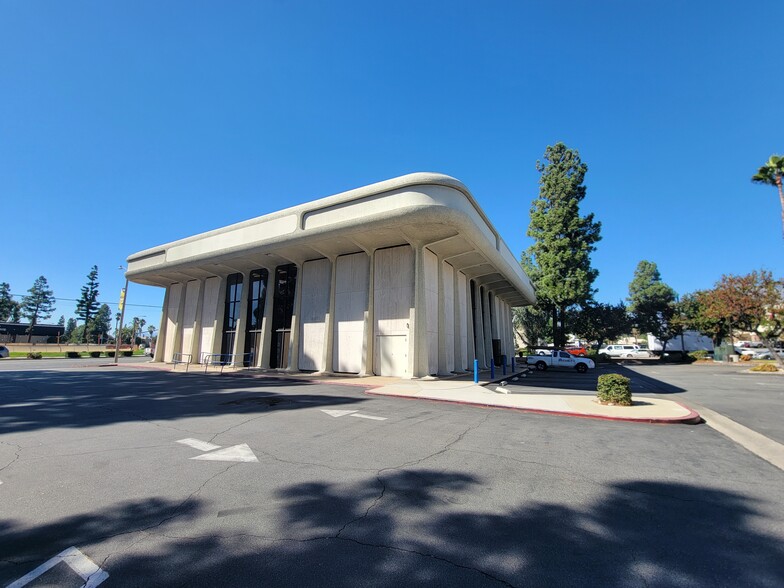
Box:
751;154;784;239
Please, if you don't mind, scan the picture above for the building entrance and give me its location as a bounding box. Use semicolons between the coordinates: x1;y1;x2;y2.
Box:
269;264;297;369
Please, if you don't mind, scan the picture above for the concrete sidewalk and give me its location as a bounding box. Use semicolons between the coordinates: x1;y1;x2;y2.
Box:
362;373;701;424
126;362;701;424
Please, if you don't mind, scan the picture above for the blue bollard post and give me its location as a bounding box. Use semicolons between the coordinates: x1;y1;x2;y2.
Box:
490;362;495;380
512;355;515;371
502;355;507;376
473;359;479;383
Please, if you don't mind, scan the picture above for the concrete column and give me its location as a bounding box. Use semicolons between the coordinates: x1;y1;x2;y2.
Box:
436;255;448;376
412;243;430;378
170;285;186;363
232;272;250;366
287;263;303;372
211;276;228;357
464;276;476;371
322;256;338;374
190;279;205;363
452;269;464;372
481;287;493;367
152;286;170;363
360;249;375;376
472;282;486;369
258;269;275;369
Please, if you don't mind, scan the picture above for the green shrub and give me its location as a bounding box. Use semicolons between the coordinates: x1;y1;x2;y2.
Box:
105;351;115;358
596;374;632;406
89;351;101;358
122;350;133;357
689;350;709;361
27;352;42;360
66;351;81;359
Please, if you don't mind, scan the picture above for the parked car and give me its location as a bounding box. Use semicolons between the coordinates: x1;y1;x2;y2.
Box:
598;344;642;358
0;345;9;359
565;346;588;357
527;350;595;373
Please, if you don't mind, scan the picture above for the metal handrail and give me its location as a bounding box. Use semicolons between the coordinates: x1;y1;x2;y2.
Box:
202;353;252;374
172;352;193;372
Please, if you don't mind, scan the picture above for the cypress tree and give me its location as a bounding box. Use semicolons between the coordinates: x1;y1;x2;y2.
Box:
524;143;601;347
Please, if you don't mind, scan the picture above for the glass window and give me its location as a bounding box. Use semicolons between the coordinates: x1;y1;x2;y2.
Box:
221;273;244;357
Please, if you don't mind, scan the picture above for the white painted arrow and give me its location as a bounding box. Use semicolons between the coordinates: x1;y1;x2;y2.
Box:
321;409;359;418
177;438;221;452
190;444;258;462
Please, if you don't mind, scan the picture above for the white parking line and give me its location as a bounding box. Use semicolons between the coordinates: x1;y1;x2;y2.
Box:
350;413;387;421
7;546;109;588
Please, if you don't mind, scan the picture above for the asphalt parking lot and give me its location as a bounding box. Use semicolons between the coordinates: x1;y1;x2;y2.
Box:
1;361;783;587
506;360;784;444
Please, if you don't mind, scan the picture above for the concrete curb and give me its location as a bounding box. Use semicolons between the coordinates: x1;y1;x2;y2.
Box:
680;401;784;471
364;390;701;425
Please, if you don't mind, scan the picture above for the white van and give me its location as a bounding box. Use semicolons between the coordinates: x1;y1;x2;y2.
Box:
598;344;647;358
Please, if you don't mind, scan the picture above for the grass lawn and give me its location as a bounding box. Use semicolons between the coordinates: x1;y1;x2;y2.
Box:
9;350;146;359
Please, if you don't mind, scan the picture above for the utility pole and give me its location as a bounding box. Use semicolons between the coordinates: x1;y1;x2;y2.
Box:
115;267;129;365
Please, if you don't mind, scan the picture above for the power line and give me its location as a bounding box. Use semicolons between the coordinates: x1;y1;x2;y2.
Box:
8;294;162;309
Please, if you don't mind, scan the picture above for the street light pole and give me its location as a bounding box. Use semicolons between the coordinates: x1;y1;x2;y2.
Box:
115;267;129;365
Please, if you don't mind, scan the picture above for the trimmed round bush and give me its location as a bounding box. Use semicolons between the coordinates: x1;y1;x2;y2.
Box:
27;352;43;359
66;351;81;359
750;364;779;372
597;373;632;406
89;351;102;358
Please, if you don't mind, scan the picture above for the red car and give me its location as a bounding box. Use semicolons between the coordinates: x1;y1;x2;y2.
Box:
565;346;588;357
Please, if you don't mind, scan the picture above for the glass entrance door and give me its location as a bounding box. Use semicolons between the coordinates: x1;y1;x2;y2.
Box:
243;269;268;367
269;264;297;369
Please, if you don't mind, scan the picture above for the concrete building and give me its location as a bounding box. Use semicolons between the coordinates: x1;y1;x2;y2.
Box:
126;173;536;378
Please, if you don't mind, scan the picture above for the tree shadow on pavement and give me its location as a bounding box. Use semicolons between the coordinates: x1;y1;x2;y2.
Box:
511;363;685;395
0;370;367;435
7;470;780;587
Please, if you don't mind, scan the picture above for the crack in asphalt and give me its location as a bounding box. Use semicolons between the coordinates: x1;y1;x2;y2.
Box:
387;410;493;471
151;530;517;587
335;475;387;538
0;440;23;473
207;411;275;445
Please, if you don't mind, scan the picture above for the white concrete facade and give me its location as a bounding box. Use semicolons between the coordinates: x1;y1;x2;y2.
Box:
127;173;535;378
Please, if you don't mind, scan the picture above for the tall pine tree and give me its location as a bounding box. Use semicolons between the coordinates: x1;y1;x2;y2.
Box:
0;282;15;321
75;265;100;343
21;276;56;342
524;143;601;347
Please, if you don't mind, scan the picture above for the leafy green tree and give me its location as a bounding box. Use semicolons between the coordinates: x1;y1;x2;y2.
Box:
64;318;78;341
627;261;678;356
0;282;15;321
751;154;784;239
21;276;56;342
512;306;551;350
90;304;113;343
75;265;100;343
680;290;729;346
703;270;784;368
568;301;632;350
524;143;602;347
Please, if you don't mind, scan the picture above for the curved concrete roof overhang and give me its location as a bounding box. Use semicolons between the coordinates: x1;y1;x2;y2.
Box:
126;173;536;307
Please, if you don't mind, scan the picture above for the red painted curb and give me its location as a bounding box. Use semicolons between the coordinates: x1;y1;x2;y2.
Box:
364;390;701;425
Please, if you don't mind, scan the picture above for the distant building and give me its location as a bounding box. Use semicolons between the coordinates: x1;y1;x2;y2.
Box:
0;323;65;343
126;173;536;378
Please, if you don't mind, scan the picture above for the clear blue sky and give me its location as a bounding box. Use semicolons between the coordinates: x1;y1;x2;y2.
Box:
2;1;783;328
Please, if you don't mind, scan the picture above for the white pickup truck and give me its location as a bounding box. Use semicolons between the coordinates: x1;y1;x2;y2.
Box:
527;350;595;373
